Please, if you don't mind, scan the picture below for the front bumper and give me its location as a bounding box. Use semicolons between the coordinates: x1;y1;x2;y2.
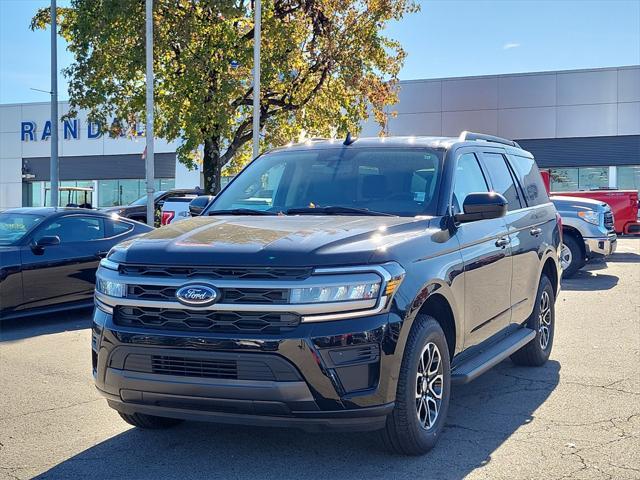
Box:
92;306;402;432
584;233;617;258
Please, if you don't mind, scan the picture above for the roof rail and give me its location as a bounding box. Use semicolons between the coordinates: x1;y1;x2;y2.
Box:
459;131;521;148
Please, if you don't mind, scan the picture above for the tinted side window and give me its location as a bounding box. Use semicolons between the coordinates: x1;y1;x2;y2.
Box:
481;153;523;211
508;154;549;206
37;216;105;243
108;220;134;236
452;153;489;214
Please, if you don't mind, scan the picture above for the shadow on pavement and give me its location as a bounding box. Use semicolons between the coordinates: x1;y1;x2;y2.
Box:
0;307;92;342
561;269;618;291
34;360;560;480
607;251;640;263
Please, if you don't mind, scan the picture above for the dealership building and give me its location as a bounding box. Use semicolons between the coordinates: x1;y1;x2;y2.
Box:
362;65;640;193
0;102;198;209
0;65;639;209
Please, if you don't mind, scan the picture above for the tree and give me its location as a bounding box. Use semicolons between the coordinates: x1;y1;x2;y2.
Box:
32;0;418;194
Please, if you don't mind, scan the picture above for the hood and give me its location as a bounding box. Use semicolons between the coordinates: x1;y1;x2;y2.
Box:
551;195;607;211
109;215;433;267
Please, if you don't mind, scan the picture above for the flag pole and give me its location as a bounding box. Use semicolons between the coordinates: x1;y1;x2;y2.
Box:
50;0;59;207
145;0;155;226
252;0;261;159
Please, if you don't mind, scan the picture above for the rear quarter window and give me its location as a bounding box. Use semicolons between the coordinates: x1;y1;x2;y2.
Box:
106;219;134;237
507;154;550;206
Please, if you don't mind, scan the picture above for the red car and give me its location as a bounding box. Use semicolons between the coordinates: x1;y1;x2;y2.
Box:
540;171;640;235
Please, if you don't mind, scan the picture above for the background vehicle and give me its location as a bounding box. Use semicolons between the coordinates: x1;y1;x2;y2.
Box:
92;132;561;455
551;196;617;277
551;189;639;235
44;186;93;209
101;188;202;223
160;195;197;225
0;208;152;321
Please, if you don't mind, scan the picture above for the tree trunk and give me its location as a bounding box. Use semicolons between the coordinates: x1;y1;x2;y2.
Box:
203;136;222;194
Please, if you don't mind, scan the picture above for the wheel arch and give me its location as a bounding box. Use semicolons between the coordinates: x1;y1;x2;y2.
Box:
562;226;586;257
401;280;463;361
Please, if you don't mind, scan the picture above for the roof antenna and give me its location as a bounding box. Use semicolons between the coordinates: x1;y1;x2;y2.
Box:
343;131;356;146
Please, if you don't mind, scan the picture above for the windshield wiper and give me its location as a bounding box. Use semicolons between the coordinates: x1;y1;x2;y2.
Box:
285;206;395;216
207;209;277;216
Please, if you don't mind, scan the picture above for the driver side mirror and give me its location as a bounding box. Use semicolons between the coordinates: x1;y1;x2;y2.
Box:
31;235;61;254
454;192;508;223
36;235;61;247
189;203;204;217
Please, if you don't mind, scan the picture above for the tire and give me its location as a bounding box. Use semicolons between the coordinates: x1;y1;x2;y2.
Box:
510;275;555;367
118;412;183;429
560;234;585;278
381;315;451;455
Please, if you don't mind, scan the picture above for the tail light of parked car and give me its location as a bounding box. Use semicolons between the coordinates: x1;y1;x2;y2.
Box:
556;212;563;243
161;211;175;226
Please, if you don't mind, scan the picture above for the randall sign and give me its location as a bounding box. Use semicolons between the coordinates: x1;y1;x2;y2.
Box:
20;119;145;142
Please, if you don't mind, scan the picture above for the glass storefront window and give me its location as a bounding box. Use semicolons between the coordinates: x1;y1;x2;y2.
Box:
578;167;609;190
617;166;640;191
97;179;176;207
550;167;609;191
98;180;120;207
550;168;579;191
119;179;143;206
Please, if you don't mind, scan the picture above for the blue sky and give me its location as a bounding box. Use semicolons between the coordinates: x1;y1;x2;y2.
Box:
1;0;639;104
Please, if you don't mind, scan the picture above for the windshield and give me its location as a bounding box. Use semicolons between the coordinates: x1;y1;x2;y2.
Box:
208;147;442;216
131;191;165;206
0;213;45;245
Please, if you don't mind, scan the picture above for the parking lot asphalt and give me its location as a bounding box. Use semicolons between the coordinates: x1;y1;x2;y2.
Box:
1;239;638;480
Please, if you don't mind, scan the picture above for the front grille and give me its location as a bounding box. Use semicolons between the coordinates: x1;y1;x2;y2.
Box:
151;355;238;379
119;264;312;280
604;211;614;230
121;352;301;381
114;306;300;333
127;285;289;304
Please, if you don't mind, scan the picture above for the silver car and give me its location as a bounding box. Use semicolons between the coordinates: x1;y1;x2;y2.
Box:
551;195;617;277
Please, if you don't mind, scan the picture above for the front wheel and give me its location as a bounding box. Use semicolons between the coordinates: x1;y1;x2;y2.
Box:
511;275;555;366
381;315;451;455
560;235;584;278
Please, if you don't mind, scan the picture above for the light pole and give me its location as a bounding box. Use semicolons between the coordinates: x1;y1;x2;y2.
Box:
252;0;261;159
145;0;155;226
50;0;59;207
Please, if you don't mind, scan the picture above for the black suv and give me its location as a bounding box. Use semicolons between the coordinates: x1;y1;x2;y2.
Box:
93;132;561;454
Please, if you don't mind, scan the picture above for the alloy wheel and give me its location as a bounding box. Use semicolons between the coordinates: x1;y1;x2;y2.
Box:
416;342;444;430
560;243;572;271
538;290;552;350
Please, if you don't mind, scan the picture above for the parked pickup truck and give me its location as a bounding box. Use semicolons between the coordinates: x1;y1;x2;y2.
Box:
92;132;561;455
551;189;639;235
550;195;617;277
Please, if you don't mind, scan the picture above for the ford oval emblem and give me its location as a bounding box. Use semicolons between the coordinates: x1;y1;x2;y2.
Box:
175;284;219;307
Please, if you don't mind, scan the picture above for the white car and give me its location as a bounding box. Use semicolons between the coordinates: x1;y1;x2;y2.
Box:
160;195;196;225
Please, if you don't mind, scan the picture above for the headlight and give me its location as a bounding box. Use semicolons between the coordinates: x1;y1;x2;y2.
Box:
96;277;126;297
99;257;120;271
290;281;381;304
578;210;600;225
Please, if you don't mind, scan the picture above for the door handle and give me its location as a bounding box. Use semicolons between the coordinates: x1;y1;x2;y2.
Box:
96;251;109;259
495;237;510;248
530;227;542;236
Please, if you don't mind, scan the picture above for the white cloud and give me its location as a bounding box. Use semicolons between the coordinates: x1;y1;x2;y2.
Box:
503;42;521;50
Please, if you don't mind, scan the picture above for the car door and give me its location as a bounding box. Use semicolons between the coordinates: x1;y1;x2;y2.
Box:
452;150;513;348
479;151;532;326
19;214;110;310
504;152;556;324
